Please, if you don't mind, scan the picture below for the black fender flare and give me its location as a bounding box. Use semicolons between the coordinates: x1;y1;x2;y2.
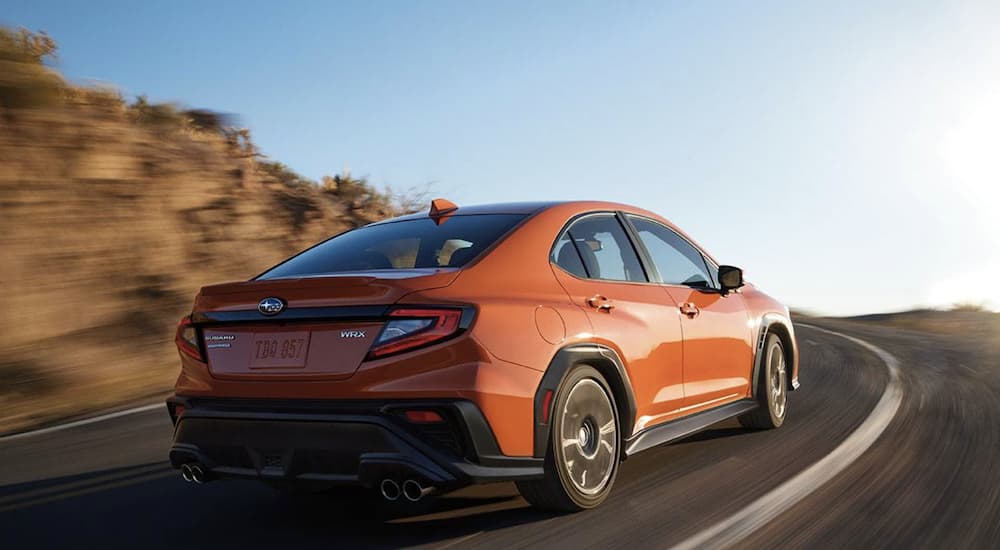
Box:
753;313;799;395
532;344;638;458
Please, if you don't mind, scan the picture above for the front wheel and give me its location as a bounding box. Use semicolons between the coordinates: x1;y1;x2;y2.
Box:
516;366;620;512
739;332;788;429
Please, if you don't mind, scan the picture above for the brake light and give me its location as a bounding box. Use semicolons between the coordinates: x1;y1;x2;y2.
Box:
367;308;465;359
175;316;203;361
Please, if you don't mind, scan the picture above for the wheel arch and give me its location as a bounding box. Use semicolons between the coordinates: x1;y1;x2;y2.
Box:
532;344;637;459
755;313;800;393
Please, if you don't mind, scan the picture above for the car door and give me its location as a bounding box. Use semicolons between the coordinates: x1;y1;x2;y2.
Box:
623;215;753;411
549;213;685;434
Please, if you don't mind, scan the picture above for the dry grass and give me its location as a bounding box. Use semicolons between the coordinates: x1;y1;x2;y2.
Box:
845;309;1000;339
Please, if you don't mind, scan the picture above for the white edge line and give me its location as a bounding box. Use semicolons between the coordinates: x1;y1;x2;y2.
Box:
670;323;904;550
0;403;165;443
434;531;484;550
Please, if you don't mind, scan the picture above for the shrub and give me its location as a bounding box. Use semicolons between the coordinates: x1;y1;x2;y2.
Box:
950;302;987;313
0;27;65;111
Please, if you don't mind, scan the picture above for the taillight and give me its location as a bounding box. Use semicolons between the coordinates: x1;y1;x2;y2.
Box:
175;316;203;361
367;308;466;359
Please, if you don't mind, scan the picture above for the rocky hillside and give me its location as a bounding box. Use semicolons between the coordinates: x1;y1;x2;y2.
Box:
0;28;420;432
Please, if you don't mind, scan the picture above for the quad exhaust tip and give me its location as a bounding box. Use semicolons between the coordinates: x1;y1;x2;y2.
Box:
190;464;206;484
380;479;401;501
380;478;433;502
402;479;433;502
180;463;207;484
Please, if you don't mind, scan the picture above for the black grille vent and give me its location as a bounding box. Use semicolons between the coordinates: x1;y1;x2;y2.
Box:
412;420;464;456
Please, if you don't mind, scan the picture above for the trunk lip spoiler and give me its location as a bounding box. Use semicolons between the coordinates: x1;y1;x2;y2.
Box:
191;304;477;331
192;305;392;325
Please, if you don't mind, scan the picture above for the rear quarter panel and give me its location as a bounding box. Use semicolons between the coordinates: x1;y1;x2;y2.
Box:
438;205;599;371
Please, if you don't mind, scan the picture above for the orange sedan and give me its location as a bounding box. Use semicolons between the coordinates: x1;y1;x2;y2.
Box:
168;199;799;511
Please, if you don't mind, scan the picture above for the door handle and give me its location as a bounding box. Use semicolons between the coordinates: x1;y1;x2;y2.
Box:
679;302;700;318
587;295;615;312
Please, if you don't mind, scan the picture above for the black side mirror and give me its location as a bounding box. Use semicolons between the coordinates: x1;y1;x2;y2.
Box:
718;265;744;294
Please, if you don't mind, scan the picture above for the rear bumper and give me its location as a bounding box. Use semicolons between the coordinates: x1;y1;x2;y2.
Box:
167;396;543;490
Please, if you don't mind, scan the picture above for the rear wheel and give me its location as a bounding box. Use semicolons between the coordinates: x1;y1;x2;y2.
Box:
739;332;788;429
517;366;620;511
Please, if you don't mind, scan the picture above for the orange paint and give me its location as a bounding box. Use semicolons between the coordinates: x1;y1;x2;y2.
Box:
172;200;798;462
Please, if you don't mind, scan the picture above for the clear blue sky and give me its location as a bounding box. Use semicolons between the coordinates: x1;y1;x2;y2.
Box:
5;1;999;315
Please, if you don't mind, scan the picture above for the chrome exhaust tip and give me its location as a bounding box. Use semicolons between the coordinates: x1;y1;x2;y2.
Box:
379;479;401;501
190;464;206;484
402;479;433;502
180;464;194;482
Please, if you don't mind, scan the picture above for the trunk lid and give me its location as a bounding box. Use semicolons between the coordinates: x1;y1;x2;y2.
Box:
192;268;458;380
196;268;459;310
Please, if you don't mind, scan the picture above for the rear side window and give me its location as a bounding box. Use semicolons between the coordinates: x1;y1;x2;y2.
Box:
258;214;526;279
552;214;647;282
552;233;587;278
627;216;715;288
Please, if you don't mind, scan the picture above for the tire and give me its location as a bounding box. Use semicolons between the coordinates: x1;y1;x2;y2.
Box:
516;365;620;512
739;332;788;429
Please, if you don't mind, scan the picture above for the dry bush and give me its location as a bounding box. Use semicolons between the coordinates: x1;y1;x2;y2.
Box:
64;84;126;112
0;27;64;112
850;309;1000;340
950;302;988;313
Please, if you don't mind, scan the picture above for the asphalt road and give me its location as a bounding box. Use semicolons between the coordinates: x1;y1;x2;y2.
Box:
2;321;998;549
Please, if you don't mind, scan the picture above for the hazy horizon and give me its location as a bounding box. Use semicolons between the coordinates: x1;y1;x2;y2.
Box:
5;0;998;315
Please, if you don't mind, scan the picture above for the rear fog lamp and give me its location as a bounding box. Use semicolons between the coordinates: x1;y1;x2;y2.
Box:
403;410;445;424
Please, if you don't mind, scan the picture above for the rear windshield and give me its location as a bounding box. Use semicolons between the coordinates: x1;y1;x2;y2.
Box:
257;214;527;279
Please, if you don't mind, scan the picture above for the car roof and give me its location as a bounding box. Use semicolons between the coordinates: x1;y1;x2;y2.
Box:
370;199;676;223
369;201;566;224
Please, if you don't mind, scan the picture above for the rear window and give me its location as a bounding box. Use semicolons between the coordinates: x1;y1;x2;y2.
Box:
257;214;527;279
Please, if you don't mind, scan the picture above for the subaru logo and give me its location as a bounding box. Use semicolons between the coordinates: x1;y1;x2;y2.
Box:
257;297;285;316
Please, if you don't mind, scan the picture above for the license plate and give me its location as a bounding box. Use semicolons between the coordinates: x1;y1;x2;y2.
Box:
250;332;310;368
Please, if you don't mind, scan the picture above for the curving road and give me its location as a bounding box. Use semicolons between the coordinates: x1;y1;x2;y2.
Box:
2;321;998;549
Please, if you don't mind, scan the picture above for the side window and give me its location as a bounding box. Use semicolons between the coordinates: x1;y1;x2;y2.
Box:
554;214;646;282
628;216;715;288
552;233;587;278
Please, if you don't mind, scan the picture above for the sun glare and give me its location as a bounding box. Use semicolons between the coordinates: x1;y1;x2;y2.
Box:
926;261;1000;312
939;91;1000;241
929;90;1000;311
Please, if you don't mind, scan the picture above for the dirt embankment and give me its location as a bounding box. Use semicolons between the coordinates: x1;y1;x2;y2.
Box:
0;27;415;433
